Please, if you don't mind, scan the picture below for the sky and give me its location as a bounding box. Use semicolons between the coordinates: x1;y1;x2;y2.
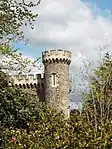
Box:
15;0;112;79
14;0;112;80
83;0;112;11
16;0;112;63
14;0;112;107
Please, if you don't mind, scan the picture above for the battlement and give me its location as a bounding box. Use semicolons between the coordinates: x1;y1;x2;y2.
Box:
10;73;44;86
9;49;72;116
42;50;71;64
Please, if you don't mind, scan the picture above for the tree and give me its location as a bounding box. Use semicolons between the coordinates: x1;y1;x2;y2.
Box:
83;52;112;129
0;0;41;74
1;53;112;148
0;70;41;147
0;71;43;129
0;44;41;74
3;111;72;149
0;71;73;149
75;52;112;148
0;0;41;43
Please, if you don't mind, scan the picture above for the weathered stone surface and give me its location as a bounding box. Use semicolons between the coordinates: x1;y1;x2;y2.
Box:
10;50;72;116
43;50;72;116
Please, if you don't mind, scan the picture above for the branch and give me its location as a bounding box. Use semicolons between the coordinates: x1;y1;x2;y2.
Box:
22;0;41;7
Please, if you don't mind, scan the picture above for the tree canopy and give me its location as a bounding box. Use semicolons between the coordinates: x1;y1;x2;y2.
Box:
84;53;112;128
0;0;41;74
0;1;112;148
0;0;41;43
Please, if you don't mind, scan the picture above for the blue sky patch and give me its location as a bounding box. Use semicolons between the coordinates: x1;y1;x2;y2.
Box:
14;0;112;60
82;0;112;11
14;42;44;59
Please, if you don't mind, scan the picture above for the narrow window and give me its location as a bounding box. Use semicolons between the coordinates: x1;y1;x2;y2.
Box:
52;73;56;87
34;83;37;88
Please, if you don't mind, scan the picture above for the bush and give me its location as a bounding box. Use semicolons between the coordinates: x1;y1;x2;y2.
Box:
3;110;72;149
1;53;112;148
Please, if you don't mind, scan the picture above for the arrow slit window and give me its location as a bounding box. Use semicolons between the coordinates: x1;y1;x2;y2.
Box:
52;73;57;87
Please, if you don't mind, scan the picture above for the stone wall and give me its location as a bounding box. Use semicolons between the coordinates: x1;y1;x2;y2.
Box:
10;74;45;101
43;50;72;116
44;62;70;116
10;50;72;116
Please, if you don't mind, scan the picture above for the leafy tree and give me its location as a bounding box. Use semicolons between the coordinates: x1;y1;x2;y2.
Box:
0;71;43;129
3;111;72;149
0;70;41;147
0;0;41;73
0;0;41;43
75;52;112;148
83;53;112;130
0;44;40;74
0;71;73;149
1;53;112;148
70;110;112;149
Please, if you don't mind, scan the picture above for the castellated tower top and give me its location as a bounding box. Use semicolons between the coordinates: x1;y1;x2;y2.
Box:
42;49;71;64
42;49;72;117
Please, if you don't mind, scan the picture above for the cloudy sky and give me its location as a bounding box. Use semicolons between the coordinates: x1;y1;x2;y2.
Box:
15;0;112;67
14;0;112;82
14;0;112;108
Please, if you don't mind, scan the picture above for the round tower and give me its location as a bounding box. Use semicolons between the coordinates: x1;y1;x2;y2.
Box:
42;50;71;116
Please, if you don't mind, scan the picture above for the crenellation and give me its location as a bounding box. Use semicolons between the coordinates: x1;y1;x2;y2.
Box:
64;50;71;57
11;74;39;86
50;50;56;55
43;50;72;117
42;49;71;64
19;75;27;80
37;74;43;80
43;49;71;57
11;50;72;117
57;49;63;56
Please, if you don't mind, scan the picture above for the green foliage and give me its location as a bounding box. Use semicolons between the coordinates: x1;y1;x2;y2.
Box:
3;111;72;149
3;108;112;149
0;0;41;73
0;0;41;43
0;70;42;147
1;53;112;149
70;111;112;149
80;52;112;148
83;53;112;126
0;72;72;149
0;44;40;74
0;71;41;129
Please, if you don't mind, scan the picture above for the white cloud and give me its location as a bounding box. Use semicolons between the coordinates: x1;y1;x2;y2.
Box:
22;0;112;91
23;0;112;67
19;0;112;107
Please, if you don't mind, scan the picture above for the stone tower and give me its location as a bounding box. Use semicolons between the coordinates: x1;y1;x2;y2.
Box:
42;50;71;116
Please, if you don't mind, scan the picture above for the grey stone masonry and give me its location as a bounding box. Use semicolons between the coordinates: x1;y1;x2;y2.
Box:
42;50;72;116
10;50;72;117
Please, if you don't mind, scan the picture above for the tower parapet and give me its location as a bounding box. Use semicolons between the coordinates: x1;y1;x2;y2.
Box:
11;74;44;86
42;49;72;117
42;50;71;64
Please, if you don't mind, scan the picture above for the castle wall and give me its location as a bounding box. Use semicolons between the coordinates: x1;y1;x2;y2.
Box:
44;62;70;115
10;74;45;101
43;50;71;116
10;50;72;116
